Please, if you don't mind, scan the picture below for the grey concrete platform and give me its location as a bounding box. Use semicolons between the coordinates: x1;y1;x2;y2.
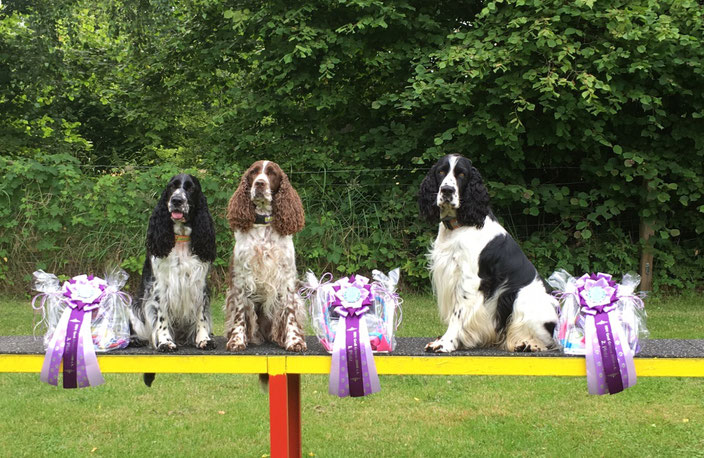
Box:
1;336;703;358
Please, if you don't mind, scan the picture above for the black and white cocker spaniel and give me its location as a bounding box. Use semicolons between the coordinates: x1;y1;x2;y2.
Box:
130;173;217;352
224;160;307;353
419;154;558;353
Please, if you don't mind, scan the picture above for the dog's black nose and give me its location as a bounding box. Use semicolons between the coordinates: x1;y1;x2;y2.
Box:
170;197;184;207
440;186;454;195
254;180;266;189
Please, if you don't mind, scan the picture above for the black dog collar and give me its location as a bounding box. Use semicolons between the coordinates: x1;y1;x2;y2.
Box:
441;217;461;231
254;214;272;225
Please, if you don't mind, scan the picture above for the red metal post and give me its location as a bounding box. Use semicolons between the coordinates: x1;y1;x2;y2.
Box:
269;373;302;458
287;373;302;455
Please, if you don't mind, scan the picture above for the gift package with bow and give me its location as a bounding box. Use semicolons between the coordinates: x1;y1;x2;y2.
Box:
302;269;403;397
31;269;132;388
549;270;649;395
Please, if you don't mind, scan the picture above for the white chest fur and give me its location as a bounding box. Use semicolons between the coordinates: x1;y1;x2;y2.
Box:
233;226;296;309
429;216;507;321
150;223;209;324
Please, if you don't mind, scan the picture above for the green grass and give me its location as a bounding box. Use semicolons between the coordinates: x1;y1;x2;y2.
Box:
1;293;703;457
643;294;704;339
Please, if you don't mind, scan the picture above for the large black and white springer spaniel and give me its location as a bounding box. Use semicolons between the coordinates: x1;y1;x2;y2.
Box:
419;154;558;353
224;160;307;353
130;174;217;352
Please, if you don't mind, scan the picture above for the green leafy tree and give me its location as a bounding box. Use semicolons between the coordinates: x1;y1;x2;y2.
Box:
1;0;702;292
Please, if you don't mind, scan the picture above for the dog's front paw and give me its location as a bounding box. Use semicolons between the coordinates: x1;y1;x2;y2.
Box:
197;338;216;350
286;340;307;352
425;337;454;353
157;341;178;352
226;335;247;352
513;341;546;352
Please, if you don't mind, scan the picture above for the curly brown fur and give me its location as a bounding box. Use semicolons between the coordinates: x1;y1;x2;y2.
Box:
227;172;256;232
270;164;305;236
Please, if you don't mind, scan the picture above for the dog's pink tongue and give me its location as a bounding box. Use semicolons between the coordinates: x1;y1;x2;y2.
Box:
171;212;184;220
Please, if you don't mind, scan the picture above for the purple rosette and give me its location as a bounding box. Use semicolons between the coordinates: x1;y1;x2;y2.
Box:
574;273;637;395
327;275;381;398
39;275;107;389
303;269;402;354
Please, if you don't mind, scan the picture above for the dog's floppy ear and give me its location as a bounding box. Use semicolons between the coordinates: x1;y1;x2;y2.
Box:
189;176;217;262
227;169;256;232
272;167;305;236
418;162;440;222
456;164;490;228
146;186;176;258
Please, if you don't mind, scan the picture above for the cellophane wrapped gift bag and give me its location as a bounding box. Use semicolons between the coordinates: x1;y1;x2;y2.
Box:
549;270;649;395
303;268;402;353
302;269;402;398
549;270;648;355
32;269;131;352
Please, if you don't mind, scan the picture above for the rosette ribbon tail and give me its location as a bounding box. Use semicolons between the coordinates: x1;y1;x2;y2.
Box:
77;309;105;387
583;305;636;395
329;306;381;398
40;306;105;389
61;307;85;388
40;307;72;386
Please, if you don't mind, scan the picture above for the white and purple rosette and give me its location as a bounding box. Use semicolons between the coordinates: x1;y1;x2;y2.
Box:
40;275;107;389
576;273;637;395
328;275;381;398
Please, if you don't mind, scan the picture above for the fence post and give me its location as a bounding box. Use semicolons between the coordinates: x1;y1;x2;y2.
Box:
639;179;655;292
639;220;654;291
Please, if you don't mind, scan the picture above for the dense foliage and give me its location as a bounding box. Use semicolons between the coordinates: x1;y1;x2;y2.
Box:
1;0;703;293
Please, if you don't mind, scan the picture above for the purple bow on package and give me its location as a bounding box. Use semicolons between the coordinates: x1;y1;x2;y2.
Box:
550;271;645;396
39;275;107;389
328;275;381;398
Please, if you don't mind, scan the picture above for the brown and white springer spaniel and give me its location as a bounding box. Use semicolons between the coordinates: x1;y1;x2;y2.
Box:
224;160;307;352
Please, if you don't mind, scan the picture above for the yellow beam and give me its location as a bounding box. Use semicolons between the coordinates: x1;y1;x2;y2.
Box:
286;356;704;377
268;356;287;376
0;355;43;373
635;358;704;378
0;354;268;374
1;354;703;377
286;356;330;375
377;356;588;376
99;355;268;374
286;356;588;376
